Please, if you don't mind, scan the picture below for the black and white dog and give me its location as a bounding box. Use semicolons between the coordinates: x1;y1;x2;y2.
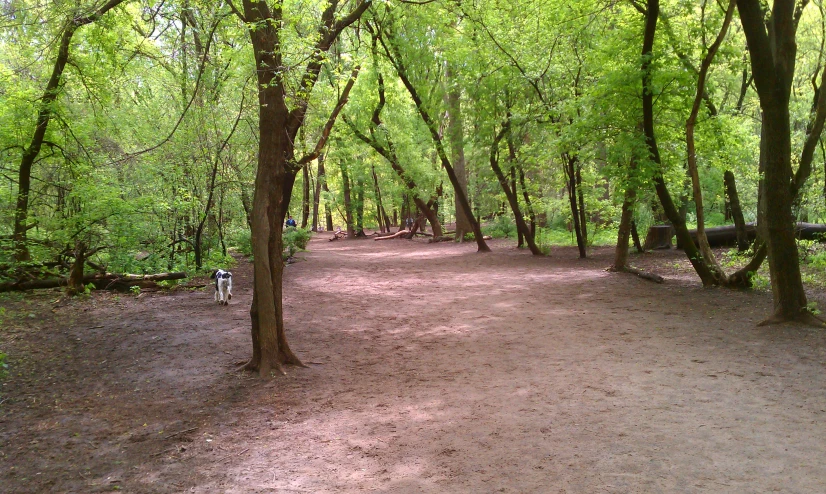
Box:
210;269;233;305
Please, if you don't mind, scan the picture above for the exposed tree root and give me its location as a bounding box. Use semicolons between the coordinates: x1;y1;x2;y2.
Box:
757;311;826;327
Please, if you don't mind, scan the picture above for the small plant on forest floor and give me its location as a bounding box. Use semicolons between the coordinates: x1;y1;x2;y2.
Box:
806;301;821;315
129;285;141;295
0;351;8;380
283;227;311;260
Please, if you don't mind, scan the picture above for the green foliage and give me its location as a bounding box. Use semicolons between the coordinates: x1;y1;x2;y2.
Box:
0;350;7;381
482;216;517;239
283;227;311;259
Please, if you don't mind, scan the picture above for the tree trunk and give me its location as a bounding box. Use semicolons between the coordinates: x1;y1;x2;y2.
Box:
576;164;588;248
321;157;334;232
341;162;356;238
371;166;387;233
301;163;310;228
66;242;87;296
381;32;489;252
444;60;473;241
631;220;644;252
612;157;638;269
488;124;541;255
312;154;324;231
564;154;586;258
239;0;369;376
641;0;717;285
724;170;750;251
738;0;811;322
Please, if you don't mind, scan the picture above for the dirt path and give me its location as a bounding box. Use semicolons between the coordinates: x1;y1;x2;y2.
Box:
2;236;826;493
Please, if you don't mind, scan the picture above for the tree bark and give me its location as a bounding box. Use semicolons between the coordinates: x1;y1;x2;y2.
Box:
239;0;369;376
312;154;324;231
444;60;473;241
301;163;310;228
488;123;541;255
641;0;717;286
563;153;586;258
738;0;811;322
724;170;750;251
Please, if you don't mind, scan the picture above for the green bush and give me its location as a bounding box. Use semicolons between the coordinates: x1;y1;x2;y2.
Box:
483;216;516;239
283;227;311;259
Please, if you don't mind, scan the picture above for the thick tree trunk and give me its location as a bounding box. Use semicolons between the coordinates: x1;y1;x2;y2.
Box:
738;0;811;322
66;242;87;296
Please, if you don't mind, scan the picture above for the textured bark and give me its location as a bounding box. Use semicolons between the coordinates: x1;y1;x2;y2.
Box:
641;0;717;286
683;0;736;284
612;157;638;270
738;0;810;321
723;170;750;251
487;124;541;255
444;61;472;241
239;0;369;375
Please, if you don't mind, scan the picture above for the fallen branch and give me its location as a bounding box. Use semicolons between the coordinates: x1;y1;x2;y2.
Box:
428;236;454;243
607;265;664;284
0;272;186;293
375;230;410;241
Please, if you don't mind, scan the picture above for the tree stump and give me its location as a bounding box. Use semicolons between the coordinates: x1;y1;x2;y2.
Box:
643;224;674;250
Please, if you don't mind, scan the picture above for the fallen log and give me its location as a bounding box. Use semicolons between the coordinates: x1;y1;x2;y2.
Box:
375;230;410;241
428;236;455;243
0;272;187;293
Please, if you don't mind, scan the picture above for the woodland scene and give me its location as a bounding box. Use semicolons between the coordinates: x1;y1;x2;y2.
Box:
2;0;826;491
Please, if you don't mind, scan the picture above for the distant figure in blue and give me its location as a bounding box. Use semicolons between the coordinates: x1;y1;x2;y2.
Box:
285;215;297;227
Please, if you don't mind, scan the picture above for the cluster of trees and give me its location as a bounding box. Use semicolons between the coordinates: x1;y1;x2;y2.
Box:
3;0;826;375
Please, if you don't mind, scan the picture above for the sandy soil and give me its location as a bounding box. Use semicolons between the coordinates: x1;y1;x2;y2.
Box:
2;236;826;493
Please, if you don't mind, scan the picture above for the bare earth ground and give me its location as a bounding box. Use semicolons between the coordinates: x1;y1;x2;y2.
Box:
2;236;826;493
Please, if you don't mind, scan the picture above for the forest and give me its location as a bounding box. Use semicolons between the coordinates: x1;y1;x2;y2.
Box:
3;0;826;491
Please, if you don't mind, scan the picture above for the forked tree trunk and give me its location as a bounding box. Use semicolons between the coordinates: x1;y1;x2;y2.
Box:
641;0;717;286
488;124;541;255
240;0;370;376
738;0;812;322
564;154;586;258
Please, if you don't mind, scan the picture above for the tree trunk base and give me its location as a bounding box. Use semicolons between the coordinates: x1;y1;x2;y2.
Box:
757;311;826;328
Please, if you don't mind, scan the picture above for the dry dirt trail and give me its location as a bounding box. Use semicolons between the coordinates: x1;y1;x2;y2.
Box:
2;235;826;493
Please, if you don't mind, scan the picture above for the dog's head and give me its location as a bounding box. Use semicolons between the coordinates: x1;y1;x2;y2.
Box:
211;269;231;280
